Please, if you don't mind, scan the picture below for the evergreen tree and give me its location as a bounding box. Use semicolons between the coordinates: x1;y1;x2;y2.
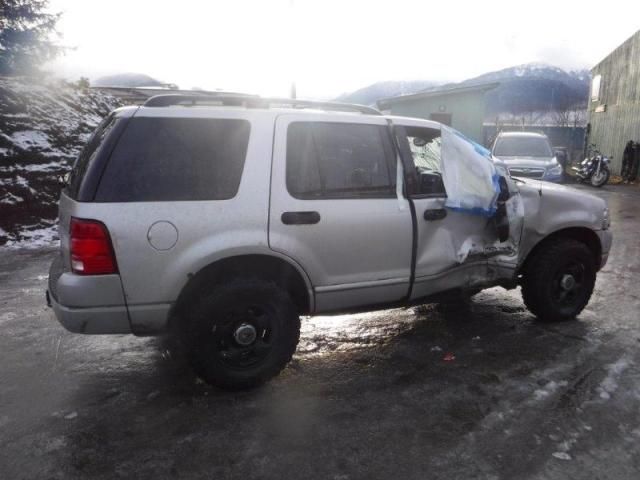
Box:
0;0;63;75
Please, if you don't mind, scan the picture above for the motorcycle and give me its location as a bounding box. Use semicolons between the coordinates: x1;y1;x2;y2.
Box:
573;145;611;188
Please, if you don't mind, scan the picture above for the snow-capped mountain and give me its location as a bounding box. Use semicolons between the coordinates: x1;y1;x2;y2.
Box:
336;80;440;106
0;76;121;246
464;62;587;84
92;73;164;88
337;63;590;114
459;63;590;115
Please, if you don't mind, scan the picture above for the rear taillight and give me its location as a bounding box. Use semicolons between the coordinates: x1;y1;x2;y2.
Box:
70;218;118;275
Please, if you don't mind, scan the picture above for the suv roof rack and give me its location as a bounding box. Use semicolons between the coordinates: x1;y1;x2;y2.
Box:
143;93;381;115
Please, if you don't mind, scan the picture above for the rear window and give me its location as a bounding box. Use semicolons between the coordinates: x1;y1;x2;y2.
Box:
66;113;122;199
95;117;250;202
286;122;396;199
493;136;553;158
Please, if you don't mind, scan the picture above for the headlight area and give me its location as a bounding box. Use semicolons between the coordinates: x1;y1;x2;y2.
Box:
602;207;611;230
544;161;563;178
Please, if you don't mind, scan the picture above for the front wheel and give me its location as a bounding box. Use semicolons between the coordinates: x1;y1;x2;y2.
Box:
590;167;610;187
185;280;300;389
521;239;596;322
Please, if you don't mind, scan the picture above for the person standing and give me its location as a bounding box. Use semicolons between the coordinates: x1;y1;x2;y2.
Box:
622;141;636;184
631;141;640;184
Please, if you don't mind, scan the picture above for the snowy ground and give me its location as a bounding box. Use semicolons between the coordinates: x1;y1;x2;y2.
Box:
0;76;120;246
1;223;58;249
0;186;639;479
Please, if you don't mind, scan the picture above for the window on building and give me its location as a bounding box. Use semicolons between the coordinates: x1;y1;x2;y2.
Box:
591;75;602;102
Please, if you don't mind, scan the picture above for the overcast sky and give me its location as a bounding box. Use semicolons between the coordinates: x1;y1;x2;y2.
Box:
48;0;640;98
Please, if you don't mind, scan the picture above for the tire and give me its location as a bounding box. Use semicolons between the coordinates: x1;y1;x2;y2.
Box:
521;239;596;322
590;168;610;187
185;279;300;390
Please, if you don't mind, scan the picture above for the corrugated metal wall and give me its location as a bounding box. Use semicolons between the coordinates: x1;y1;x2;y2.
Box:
588;30;640;173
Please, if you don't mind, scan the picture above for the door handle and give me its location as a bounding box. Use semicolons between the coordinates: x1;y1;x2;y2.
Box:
424;209;447;221
281;211;321;225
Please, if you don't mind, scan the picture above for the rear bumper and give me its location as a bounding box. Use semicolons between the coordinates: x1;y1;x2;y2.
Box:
47;254;132;334
48;291;131;334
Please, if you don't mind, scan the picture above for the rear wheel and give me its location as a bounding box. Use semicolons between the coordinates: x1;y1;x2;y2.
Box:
185;280;300;389
521;239;596;322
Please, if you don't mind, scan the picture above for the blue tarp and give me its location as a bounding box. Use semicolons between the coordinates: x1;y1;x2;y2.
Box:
440;127;500;217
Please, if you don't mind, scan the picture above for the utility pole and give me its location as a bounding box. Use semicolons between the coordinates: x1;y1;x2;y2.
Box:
289;0;296;99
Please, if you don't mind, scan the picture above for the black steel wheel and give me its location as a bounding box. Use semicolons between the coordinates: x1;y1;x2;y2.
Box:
521;239;597;322
186;280;300;389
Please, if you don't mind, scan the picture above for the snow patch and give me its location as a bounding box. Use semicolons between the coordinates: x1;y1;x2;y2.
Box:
8;130;51;150
44;436;67;453
0;312;17;326
552;452;572;461
2;224;59;249
597;357;631;401
0;76;121;238
533;380;568;401
20;161;66;172
1;192;24;205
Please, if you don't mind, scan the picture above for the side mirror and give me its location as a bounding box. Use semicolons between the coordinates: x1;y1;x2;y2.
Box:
413;137;427;147
417;171;444;195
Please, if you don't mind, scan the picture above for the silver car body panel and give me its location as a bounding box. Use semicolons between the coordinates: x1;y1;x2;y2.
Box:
49;107;612;335
50;296;131;334
515;180;609;266
269;113;413;312
55;107;315;333
389;117;518;299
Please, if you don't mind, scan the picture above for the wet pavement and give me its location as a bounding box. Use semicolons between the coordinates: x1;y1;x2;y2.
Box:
1;184;640;479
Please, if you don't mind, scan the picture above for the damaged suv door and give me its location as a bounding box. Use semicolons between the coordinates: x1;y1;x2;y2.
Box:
393;118;522;300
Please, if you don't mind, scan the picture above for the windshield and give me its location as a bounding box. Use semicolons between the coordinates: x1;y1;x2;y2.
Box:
493;136;553;158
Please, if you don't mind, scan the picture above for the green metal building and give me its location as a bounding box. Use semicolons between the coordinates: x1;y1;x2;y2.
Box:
588;29;640;174
376;83;499;144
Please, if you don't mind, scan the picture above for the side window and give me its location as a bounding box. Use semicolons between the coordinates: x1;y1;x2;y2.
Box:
404;126;445;196
286;122;396;199
95;117;250;202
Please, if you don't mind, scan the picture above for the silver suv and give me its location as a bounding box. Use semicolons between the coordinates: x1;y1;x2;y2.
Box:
47;94;612;389
492;131;564;183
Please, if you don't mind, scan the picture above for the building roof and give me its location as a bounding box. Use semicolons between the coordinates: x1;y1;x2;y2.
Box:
377;82;499;109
